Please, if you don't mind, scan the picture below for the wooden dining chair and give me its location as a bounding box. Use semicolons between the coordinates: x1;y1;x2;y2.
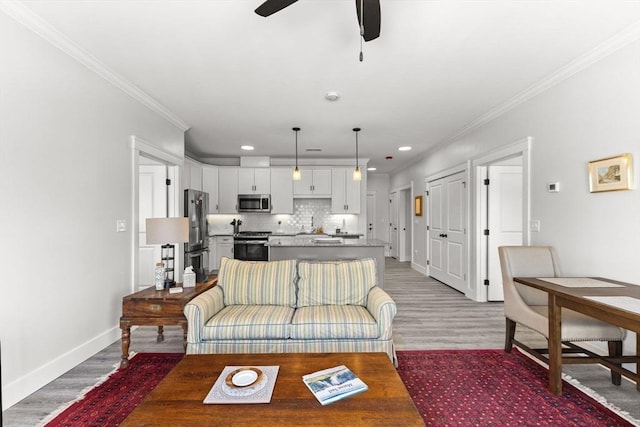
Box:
498;245;626;385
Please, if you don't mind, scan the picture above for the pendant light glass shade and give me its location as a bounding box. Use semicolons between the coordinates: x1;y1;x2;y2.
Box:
353;127;362;181
292;127;301;181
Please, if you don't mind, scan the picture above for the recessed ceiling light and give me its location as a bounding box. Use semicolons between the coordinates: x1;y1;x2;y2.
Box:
241;145;254;151
367;167;377;171
398;146;412;151
325;91;340;101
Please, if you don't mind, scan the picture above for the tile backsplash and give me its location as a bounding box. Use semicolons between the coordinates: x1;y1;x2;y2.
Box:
207;199;358;235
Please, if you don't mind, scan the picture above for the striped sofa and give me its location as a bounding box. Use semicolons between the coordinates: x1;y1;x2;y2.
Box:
184;257;398;364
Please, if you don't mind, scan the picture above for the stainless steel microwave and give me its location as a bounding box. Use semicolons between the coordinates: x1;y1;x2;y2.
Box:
237;194;271;213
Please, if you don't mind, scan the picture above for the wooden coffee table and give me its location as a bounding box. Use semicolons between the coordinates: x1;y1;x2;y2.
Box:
122;352;425;426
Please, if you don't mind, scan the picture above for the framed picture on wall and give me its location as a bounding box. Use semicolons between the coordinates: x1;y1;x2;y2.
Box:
588;153;633;193
414;195;423;216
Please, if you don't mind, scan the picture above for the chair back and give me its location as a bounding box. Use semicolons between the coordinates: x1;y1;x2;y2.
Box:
498;246;562;310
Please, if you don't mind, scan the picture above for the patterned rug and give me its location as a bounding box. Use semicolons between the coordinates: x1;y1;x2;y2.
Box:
42;350;636;426
396;349;636;426
43;353;183;426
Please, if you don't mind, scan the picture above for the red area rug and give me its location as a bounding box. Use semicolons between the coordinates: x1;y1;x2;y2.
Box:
396;349;635;426
44;353;183;427
43;350;635;426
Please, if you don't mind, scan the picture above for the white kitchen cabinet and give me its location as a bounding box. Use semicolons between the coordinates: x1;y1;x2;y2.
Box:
331;168;361;213
270;168;293;214
293;169;331;197
202;165;219;214
212;235;234;270
238;168;271;194
218;167;239;213
183;157;203;191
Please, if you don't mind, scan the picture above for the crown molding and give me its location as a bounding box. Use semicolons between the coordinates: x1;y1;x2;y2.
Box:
1;0;190;132
446;20;640;144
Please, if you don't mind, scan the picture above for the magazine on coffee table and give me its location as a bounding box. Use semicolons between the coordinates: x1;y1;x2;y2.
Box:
302;365;368;405
203;365;279;404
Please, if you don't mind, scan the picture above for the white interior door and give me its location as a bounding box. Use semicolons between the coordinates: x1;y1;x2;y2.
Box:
389;192;398;258
366;192;375;240
428;171;467;293
487;165;523;301
138;163;167;290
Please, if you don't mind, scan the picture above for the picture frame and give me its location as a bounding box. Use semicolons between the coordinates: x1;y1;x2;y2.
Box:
414;195;423;216
588;153;633;193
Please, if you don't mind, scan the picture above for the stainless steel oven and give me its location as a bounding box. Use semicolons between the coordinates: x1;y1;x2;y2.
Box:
233;232;270;261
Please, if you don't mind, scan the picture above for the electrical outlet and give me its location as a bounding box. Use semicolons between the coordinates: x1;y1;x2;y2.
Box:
529;220;540;232
116;219;127;232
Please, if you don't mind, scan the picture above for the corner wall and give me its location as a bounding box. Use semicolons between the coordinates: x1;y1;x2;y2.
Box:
0;13;184;408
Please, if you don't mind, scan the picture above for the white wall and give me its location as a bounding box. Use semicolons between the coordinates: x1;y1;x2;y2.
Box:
390;40;639;351
0;13;185;408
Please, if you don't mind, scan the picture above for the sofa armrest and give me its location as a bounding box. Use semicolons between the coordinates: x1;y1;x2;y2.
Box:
184;286;225;343
367;286;397;340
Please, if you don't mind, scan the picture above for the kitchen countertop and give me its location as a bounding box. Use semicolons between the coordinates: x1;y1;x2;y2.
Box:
265;238;387;247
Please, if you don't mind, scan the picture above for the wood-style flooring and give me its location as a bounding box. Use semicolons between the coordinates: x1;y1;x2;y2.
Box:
4;258;639;425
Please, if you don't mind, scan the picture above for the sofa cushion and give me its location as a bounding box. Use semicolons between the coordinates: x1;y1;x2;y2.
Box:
217;257;297;307
290;305;379;339
296;258;377;307
201;305;294;340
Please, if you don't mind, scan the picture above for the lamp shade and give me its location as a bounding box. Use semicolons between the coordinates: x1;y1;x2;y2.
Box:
145;217;189;244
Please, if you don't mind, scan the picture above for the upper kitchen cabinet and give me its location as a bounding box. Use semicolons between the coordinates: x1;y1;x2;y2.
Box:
270;168;294;214
331;168;361;214
183;157;203;191
202;165;219;214
238;168;271;194
218;167;239;213
293;169;331;197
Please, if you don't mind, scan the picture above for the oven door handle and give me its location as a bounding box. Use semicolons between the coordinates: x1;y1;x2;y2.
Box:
234;240;267;245
187;249;210;258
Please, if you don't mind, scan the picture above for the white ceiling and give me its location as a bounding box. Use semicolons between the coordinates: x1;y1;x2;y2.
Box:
17;0;640;174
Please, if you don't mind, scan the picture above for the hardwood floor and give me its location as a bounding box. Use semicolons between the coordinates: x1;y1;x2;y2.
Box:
4;258;639;425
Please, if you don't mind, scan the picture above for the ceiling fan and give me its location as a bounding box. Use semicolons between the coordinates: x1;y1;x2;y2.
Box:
254;0;381;42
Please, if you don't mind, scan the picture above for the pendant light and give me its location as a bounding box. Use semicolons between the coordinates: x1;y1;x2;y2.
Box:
353;127;362;181
292;127;301;181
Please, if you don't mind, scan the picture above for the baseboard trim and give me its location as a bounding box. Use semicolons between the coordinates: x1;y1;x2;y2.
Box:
411;262;427;276
3;326;121;410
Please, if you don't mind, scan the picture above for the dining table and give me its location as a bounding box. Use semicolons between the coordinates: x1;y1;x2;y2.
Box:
513;276;640;395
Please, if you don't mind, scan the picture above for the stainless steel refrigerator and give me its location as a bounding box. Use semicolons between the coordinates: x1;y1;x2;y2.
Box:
184;189;209;282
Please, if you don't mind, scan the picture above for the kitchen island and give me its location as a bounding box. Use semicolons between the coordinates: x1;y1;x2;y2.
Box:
266;237;388;288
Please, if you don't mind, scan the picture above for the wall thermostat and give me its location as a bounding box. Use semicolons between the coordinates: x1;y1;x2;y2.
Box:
547;182;560;192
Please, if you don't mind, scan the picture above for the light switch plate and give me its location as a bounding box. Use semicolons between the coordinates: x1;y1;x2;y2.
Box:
116;219;127;232
529;220;540;232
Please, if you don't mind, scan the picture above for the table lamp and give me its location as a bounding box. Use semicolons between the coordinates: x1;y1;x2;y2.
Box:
146;217;189;288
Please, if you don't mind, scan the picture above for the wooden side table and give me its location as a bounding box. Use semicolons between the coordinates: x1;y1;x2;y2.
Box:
119;278;217;369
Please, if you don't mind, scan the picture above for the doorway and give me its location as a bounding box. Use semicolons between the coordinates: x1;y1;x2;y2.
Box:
131;136;182;293
472;137;531;302
389;185;412;261
366;192;375;240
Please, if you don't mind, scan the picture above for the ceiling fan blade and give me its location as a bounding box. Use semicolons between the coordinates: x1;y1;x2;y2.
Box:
355;0;381;41
255;0;299;17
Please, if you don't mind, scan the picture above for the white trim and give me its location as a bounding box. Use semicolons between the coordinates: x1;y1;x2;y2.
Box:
425;162;468;184
411;261;427;276
443;22;640;144
0;0;190;132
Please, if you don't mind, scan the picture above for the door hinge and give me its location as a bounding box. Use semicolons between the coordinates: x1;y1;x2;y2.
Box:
426;260;430;265
484;279;490;286
484;229;490;236
484;178;490;186
426;225;429;230
462;181;466;188
165;178;171;186
425;190;429;196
